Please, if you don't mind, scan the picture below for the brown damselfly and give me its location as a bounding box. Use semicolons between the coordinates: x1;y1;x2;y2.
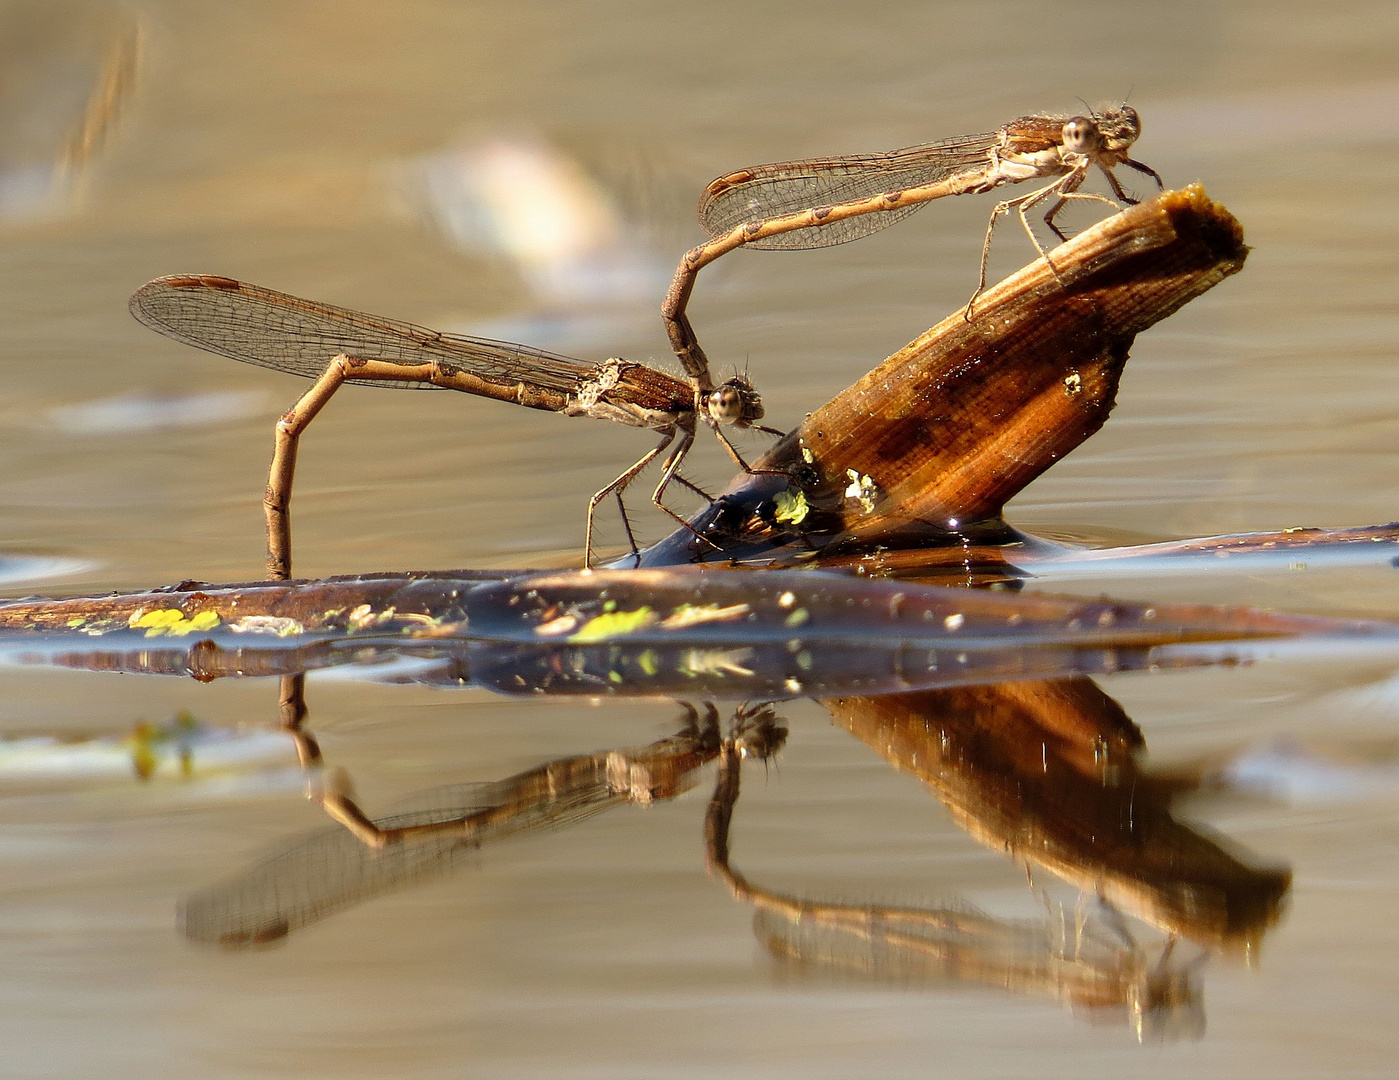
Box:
704;734;1205;1040
130;275;778;578
181;703;746;945
663;105;1163;388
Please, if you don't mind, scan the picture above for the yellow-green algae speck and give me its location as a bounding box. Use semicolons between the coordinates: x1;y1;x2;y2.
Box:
657;603;749;630
773;487;809;525
566;606;658;643
128;609;221;638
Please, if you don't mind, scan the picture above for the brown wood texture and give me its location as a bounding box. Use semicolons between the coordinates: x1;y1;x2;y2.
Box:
799;184;1245;541
824;683;1291;949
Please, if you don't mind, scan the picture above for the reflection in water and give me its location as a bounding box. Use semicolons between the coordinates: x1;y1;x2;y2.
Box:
704;730;1205;1042
0;0;136;220
171;671;1289;1038
0;556;1349;1028
0;118;1378;1052
825;683;1292;950
181;702;735;946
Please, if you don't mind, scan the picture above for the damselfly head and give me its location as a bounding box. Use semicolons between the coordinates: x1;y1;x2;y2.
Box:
1130;973;1206;1042
1062;106;1141;158
1128;941;1207;1043
706;376;765;427
728;701;788;760
1096;105;1143;152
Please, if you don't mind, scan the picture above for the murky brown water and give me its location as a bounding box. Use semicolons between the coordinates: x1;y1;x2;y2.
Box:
3;1;1399;1076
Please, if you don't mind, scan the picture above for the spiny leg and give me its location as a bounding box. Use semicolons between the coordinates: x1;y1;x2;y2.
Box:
1012;168;1090;263
1039;163;1124;241
708;423;791;479
1120;157;1165;191
611;488;642;567
1099;160;1133;203
1093;159;1164;214
965;168;1087;319
1042;192;1120;241
264;354;355;581
966;189;1044;319
586;427;680;568
674;474;716;503
649;427;723;554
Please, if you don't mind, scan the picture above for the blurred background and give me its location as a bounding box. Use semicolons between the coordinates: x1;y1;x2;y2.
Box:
2;2;1399;1077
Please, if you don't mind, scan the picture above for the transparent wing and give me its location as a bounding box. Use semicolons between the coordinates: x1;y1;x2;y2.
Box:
753;903;1202;1030
698;131;998;250
754;903;1020;984
130;274;597;392
179;776;622;946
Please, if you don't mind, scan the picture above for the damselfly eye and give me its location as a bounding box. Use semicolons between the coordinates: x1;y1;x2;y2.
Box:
1061;116;1100;154
707;386;744;425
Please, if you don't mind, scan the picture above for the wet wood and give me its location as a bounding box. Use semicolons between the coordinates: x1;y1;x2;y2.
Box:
1;567;1389;647
4;569;1395;709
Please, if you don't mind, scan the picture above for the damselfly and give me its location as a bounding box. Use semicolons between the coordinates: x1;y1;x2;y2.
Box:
703;737;1204;1040
181;702;739;945
662;105;1163;386
130;275;776;577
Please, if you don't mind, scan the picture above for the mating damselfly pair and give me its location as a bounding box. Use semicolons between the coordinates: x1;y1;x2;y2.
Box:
130;104;1160;577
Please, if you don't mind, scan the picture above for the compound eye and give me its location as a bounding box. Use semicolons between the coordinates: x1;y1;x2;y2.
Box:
1061;116;1099;154
707;386;743;425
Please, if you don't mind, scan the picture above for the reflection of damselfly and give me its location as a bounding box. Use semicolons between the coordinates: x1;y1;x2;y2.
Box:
130;275;778;577
181;703;757;946
703;737;1205;1041
663;105;1163;382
